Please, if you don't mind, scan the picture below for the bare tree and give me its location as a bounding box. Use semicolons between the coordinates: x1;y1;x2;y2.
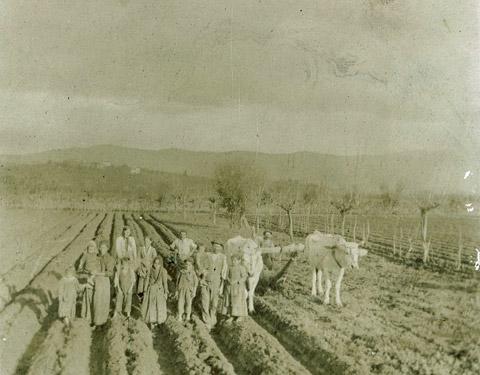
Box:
456;227;463;270
302;184;321;233
155;184;170;212
208;195;218;225
379;181;405;213
331;191;358;236
379;181;404;255
171;179;191;219
272;180;300;242
415;195;441;263
252;188;273;231
249;169;268;231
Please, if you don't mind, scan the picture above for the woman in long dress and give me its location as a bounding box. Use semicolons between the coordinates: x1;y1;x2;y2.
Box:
226;254;248;322
93;241;116;326
137;236;157;299
141;256;169;328
78;240;100;321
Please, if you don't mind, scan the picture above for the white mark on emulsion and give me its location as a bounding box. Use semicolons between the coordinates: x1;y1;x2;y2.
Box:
475;249;480;271
464;170;472;179
465;203;474;212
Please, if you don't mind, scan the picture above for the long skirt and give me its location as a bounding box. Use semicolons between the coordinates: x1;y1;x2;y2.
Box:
141;284;167;324
59;296;77;319
137;274;149;294
93;275;111;325
230;284;248;317
81;287;93;320
221;284;231;315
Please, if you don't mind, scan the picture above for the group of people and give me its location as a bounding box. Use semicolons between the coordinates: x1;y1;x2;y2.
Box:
58;226;274;330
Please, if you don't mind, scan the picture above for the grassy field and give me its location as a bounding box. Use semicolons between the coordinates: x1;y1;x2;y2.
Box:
0;208;478;374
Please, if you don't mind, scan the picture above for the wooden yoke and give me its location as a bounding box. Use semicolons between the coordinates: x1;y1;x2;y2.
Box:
258;243;305;255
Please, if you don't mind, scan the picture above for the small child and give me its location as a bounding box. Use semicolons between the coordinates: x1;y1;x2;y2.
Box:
58;266;83;326
176;258;197;322
226;254;248;322
114;258;136;319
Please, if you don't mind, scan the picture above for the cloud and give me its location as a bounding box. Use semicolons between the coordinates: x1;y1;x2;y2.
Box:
0;0;478;156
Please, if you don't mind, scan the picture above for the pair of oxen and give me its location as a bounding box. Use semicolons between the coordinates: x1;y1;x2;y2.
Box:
224;230;368;311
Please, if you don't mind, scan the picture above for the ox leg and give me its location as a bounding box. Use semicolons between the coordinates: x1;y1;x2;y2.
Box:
247;274;260;313
311;268;317;296
316;269;323;295
335;268;345;307
323;274;331;305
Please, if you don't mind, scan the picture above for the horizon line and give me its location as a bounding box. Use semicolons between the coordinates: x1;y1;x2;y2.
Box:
0;143;448;158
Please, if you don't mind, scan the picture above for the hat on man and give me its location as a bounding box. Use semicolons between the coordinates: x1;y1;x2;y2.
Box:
263;230;273;237
211;240;223;247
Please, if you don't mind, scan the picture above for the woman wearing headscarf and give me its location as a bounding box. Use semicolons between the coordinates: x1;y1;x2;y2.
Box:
141;256;170;328
137;236;157;300
78;240;100;321
225;253;248;322
93;241;116;326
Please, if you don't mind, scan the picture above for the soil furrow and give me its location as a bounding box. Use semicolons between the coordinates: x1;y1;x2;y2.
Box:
0;213;98;312
126;319;164;375
253;297;350;375
0;212;83;278
23;320;68;375
90;324;109;375
0;213;104;375
61;320;92;375
105;318;129;375
86;212;115;375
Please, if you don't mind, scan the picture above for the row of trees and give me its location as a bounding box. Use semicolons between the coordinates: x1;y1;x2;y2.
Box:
2;160;471;266
212;160;453;264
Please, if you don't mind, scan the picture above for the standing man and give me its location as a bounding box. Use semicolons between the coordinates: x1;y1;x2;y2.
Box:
257;230;275;270
115;226;137;261
196;241;227;329
170;230;197;263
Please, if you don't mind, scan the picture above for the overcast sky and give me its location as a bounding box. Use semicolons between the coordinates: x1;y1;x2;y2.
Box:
0;0;479;157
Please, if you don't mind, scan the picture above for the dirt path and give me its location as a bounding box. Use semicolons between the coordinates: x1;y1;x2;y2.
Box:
0;213;105;375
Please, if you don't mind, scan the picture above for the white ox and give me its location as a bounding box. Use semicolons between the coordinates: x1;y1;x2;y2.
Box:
306;230;367;306
225;236;263;313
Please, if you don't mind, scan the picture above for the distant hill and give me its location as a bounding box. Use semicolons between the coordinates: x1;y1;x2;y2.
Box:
0;145;477;193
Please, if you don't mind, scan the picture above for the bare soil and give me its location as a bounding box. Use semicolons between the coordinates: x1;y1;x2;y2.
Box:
0;209;477;375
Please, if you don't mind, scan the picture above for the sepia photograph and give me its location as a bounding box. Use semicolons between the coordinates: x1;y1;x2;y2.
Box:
0;1;479;374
